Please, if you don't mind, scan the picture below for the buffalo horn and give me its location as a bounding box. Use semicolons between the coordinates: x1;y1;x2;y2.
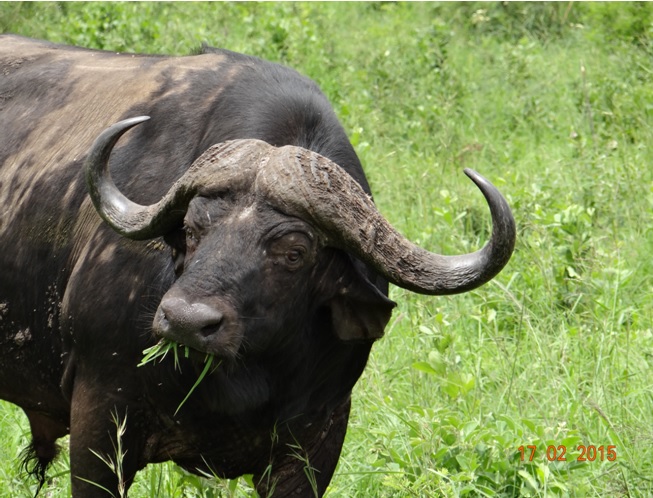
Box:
256;147;516;295
84;117;268;240
87;117;515;294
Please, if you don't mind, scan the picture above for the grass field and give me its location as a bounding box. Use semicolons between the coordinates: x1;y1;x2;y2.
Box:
2;2;653;496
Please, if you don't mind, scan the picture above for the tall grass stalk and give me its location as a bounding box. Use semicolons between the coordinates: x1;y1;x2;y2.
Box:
78;411;128;498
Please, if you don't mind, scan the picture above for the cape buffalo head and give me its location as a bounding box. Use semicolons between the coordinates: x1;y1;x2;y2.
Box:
85;116;515;359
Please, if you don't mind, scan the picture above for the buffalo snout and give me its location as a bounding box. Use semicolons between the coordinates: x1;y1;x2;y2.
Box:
153;292;243;358
160;298;224;335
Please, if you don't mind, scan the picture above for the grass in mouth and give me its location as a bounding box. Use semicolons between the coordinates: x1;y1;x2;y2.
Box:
139;338;190;370
139;339;218;415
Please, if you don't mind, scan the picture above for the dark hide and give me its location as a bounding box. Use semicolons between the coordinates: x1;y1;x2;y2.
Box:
0;35;393;496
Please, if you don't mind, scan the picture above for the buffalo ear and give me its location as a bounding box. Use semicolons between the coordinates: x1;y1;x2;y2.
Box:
326;262;396;342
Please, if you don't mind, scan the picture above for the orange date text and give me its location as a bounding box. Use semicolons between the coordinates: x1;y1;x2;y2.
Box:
518;444;617;462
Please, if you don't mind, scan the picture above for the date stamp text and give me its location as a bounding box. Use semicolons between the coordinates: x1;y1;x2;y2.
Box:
518;445;617;462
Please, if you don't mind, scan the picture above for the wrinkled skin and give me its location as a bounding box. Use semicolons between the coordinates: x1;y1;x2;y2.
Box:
156;194;394;357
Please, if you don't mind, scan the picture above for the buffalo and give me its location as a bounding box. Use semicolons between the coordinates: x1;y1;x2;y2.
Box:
0;35;515;497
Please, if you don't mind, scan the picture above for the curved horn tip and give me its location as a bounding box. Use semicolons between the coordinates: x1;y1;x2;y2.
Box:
463;164;516;257
85;115;157;239
463;168;491;189
93;116;151;146
115;115;151;130
462;168;512;212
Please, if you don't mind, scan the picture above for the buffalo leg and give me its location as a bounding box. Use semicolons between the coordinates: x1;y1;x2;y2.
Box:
68;375;143;497
255;397;351;498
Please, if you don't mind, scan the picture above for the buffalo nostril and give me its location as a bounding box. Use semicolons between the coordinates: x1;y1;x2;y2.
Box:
156;308;171;332
191;304;224;336
200;321;222;337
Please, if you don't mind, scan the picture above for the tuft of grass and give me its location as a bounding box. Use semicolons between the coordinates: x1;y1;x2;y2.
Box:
139;339;189;370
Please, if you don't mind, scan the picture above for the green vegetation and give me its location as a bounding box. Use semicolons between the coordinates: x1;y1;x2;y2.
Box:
2;2;653;496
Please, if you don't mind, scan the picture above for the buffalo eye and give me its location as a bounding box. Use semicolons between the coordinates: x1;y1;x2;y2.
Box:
285;247;305;267
269;232;314;271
